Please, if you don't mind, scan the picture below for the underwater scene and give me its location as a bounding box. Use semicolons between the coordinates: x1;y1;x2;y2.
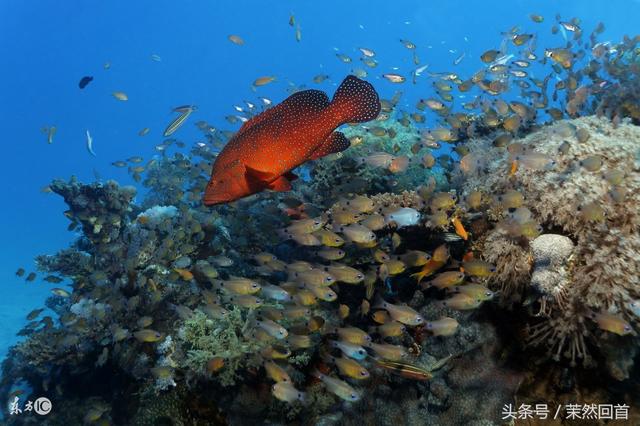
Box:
2;0;640;424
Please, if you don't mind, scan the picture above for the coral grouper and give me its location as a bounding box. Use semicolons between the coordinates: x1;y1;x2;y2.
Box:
203;75;381;205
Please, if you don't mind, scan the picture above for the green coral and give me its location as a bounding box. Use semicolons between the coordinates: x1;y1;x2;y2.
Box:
178;308;267;386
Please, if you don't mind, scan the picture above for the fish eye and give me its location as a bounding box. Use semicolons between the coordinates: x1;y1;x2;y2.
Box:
360;370;368;376
351;393;358;400
357;349;365;355
416;317;424;323
357;274;364;279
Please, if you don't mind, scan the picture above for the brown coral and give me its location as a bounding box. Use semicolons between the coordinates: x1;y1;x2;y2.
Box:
459;116;640;372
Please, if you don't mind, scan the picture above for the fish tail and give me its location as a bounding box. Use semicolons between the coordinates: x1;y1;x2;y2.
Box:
330;75;381;124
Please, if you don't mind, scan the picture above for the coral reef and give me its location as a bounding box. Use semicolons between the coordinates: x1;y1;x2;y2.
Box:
458;116;640;374
4;17;640;426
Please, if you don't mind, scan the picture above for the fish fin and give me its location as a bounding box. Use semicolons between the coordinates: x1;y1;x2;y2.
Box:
245;165;277;184
267;176;293;192
330;75;381;123
309;132;351;160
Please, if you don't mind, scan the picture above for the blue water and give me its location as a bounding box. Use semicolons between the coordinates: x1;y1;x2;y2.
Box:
1;0;639;362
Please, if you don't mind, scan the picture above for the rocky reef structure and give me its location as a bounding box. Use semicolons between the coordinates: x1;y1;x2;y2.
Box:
4;18;640;426
458;116;640;378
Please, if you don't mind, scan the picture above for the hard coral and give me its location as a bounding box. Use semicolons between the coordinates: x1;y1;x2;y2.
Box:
460;116;640;372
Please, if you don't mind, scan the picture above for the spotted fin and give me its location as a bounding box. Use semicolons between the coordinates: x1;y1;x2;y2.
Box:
330;75;381;124
309;131;350;160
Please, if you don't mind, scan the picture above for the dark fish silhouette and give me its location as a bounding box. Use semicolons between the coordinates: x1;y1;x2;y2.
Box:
79;76;94;89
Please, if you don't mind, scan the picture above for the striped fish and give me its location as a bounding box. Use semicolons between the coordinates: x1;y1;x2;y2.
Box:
374;359;432;381
163;105;196;137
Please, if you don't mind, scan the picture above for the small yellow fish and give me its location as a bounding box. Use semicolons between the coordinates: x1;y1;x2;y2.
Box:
272;382;305;403
530;14;544;23
497;190;524;209
329;356;370;380
338;304;350;319
51;288;70;297
602;169;625;185
327;264;364;284
316;248;346;261
228;34;244;45
370;320;405;338
112;91;128;101
367;342;407;361
340;195;375;213
227;294;263;309
425;317;459;336
400;250;431;267
579;155;603;172
264;360;291;383
286;217;324;234
313;370;360;401
461;260;496;277
425;271;465;289
480;49;500;63
261;345;291;360
339;224;376;244
383;73;406;83
133;329;163;342
293;289;318;306
151;366;173;379
217;277;261;295
362;214;385;231
590;312;633;336
257;319;288;339
442;293;482;310
207;357;225;373
292;269;335;286
578;202;605;222
374;299;424;326
285;334;312;349
380;260;406;277
304;283;337;302
453;284;494;301
314;229;345;247
174;268;194;281
335;327;372;345
253;76;276;87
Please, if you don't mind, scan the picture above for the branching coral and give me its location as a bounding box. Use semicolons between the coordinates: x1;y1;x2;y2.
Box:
177;308;267;387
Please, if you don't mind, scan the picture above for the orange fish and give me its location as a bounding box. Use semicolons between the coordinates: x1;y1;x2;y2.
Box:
204;75;380;205
509;160;518;175
451;217;468;240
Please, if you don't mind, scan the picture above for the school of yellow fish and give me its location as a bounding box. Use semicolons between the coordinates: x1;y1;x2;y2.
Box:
19;10;640;421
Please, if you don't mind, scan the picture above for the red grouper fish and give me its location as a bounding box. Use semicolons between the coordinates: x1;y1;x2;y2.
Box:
203;75;381;205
